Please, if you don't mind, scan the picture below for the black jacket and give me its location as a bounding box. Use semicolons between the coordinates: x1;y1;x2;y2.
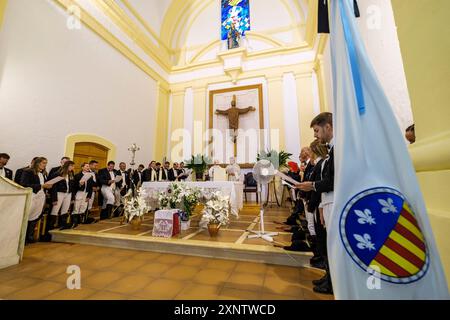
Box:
49;166;62;178
142;168;156;182
132;170;143;186
314;147;334;194
73;172;94;199
20;169;46;194
14;167;28;185
2;167;13;180
168;168;177;181
161;168;169;181
302;161;315;182
98;168;117;187
177;169;187;181
48;171;75;202
306;158;325;214
318;0;359;34
117;169;130;190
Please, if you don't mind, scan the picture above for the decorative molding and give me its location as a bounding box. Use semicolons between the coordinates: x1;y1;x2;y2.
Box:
0;0;7;31
90;0;172;72
65;133;116;162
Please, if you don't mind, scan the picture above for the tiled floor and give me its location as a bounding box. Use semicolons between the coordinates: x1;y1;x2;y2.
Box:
51;203;304;252
0;243;333;300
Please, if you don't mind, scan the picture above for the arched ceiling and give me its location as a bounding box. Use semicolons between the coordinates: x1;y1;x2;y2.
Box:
55;0;319;79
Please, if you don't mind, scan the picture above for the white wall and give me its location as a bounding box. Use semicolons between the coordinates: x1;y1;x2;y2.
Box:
322;0;413;130
0;0;157;172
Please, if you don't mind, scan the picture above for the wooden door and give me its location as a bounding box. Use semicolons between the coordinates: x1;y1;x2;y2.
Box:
73;142;108;173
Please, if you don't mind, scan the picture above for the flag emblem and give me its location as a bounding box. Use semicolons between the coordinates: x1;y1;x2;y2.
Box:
339;187;429;284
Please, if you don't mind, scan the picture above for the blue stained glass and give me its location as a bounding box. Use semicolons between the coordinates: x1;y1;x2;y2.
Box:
221;0;251;41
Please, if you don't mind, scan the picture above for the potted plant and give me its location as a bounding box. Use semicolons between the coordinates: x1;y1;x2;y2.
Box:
123;189;149;230
184;154;212;181
257;149;292;171
199;191;230;236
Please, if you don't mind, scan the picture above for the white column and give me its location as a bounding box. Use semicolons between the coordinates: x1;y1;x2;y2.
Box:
183;87;194;159
282;72;301;159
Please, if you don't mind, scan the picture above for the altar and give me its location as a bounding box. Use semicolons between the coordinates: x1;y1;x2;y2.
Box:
141;181;244;216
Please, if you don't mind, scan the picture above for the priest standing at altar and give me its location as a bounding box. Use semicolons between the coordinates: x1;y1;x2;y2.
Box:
226;157;241;182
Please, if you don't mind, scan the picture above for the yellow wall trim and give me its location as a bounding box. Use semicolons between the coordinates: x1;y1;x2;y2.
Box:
65;134;116;163
0;0;7;31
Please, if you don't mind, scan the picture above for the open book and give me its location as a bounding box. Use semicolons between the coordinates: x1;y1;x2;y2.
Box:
275;171;300;188
45;176;64;186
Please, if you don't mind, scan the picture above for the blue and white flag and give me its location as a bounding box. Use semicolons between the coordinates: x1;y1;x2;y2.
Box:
328;0;448;299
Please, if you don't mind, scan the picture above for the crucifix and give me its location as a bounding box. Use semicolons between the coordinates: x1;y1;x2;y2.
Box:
128;143;140;168
215;95;256;157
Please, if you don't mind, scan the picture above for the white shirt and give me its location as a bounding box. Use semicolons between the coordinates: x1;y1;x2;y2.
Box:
65;176;70;193
89;169;97;182
121;171;127;188
38;172;45;185
109;170;116;190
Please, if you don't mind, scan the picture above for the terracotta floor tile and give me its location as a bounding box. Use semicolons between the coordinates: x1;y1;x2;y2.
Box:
131;251;162;261
260;293;302;300
2;277;40;289
224;273;264;291
0;284;23;297
178;256;209;267
204;259;237;272
192;269;231;286
162;265;200;281
234;262;267;275
298;267;326;281
110;248;140;258
133;279;187;300
110;259;147;273
6;281;65;300
44;287;97;300
262;276;303;297
265;265;299;279
302;288;334;300
136;262;171;276
82;271;125;290
82;255;123;270
175;283;221;300
104;274;154;294
87;291;128;300
156;254;184;264
218;287;260;300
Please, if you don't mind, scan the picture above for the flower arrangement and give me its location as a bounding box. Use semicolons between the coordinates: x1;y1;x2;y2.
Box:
123;189;149;223
199;191;230;228
257;149;292;171
158;182;201;221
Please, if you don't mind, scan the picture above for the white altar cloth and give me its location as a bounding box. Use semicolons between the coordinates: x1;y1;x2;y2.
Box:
142;181;243;216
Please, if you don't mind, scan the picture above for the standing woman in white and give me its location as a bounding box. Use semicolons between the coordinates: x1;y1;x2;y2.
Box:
49;161;75;230
20;157;51;244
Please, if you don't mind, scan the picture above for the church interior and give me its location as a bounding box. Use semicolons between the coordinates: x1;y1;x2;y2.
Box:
0;0;449;302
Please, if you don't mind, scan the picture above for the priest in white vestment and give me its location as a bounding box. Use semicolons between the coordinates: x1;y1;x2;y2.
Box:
226;157;241;182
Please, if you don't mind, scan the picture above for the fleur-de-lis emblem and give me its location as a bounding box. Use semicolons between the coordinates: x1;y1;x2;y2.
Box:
354;233;376;251
354;209;376;225
378;198;397;214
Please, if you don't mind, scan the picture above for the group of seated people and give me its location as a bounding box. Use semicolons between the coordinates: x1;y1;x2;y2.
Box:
0;153;192;245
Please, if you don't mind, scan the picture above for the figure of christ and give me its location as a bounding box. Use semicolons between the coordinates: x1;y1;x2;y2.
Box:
215;95;256;142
